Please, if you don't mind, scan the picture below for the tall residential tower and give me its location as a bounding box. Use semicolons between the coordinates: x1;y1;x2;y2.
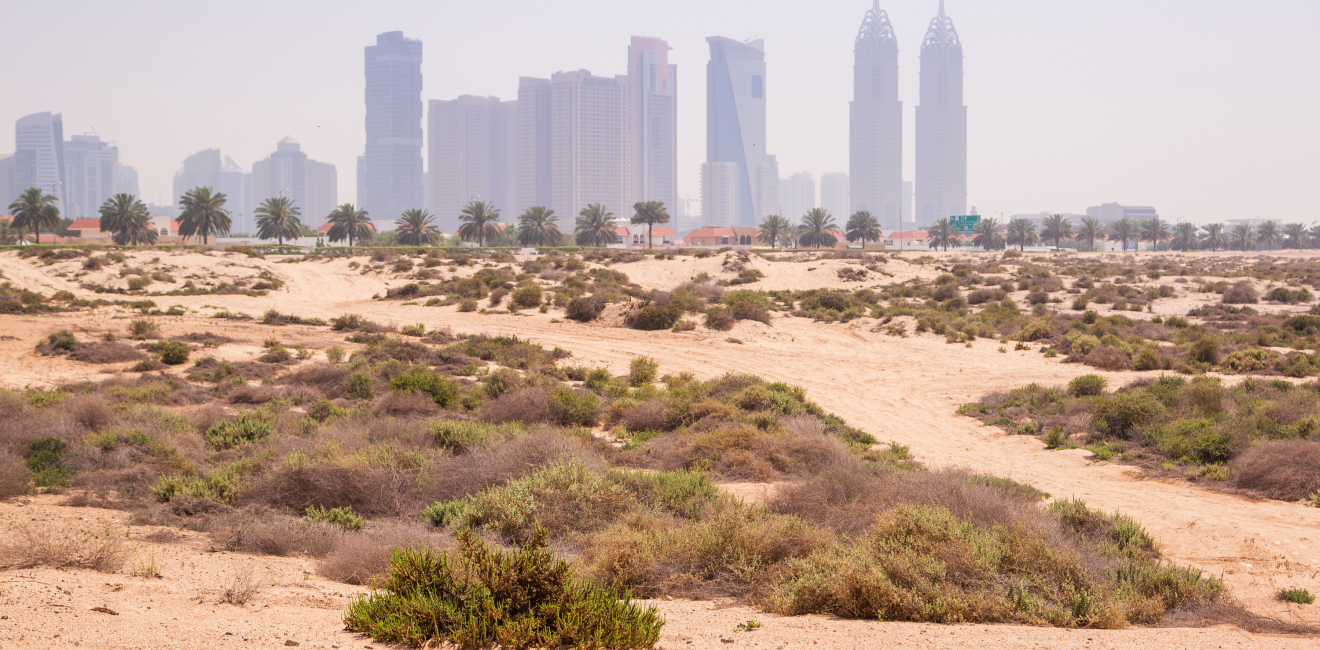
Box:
706;37;777;227
14;112;66;215
849;1;903;228
628;36;678;213
914;1;967;226
363;31;423;221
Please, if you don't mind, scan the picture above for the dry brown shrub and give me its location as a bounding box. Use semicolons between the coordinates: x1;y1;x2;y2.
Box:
68;395;117;431
0;451;31;498
371;391;438;417
227;385;276;404
317;521;451;585
1082;345;1131;371
211;507;343;557
1233;440;1320;501
479;387;557;425
69;341;146;364
284;363;349;398
221;562;262;604
419;429;600;504
619;400;670;432
0;523;126;572
239;465;418;517
643;424;855;482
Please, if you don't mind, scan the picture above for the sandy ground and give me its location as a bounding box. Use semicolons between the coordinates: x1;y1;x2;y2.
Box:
3;249;1320;648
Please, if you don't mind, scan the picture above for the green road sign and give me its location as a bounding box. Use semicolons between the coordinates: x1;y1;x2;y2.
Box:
951;215;980;233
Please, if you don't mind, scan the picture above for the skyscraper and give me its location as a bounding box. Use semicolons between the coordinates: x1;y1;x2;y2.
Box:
779;172;815;221
428;95;517;234
549;70;631;223
363;31;423;222
850;1;903;227
63;134;136;219
820;173;850;220
15;112;66;215
173;149;250;227
915;0;967;226
251;137;338;228
628;36;678;213
700;162;740;227
515;77;553;218
706;37;777;226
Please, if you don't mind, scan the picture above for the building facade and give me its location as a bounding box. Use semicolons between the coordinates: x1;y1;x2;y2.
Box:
62;133;137;219
706;37;776;226
173;149;251;232
548;70;631;223
850;1;903;225
628;36;678;215
820;172;850;220
251;137;338;229
428;95;518;234
1085;203;1159;225
700;161;740;227
14;112;66;215
515;77;553;218
363;31;424;222
779;171;815;221
914;1;967;227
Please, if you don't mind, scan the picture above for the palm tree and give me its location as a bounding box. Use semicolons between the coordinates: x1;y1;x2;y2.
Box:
1257;221;1280;250
845;211;881;247
396;209;440;246
972;217;1005;251
1200;223;1227;252
797;208;838;249
1077;217;1103;253
1040;214;1073;251
253;196;303;246
630;200;670;249
457;200;500;246
176;187;231;245
98;193;156;246
1230;224;1256;251
1283;223;1308;249
1171;222;1199;251
1108;218;1139;252
1006;218;1037;251
574;204;617;247
1309;226;1320;250
8;187;61;244
1140;217;1169;252
757;214;793;249
517;206;562;246
326;203;373;248
926;218;960;252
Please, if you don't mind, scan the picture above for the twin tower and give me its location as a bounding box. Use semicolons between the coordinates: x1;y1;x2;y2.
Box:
852;0;966;229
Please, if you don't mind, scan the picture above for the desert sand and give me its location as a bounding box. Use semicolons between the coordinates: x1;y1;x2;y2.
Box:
2;247;1319;649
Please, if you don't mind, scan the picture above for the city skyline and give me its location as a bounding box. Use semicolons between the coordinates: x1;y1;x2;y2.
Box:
2;1;1318;224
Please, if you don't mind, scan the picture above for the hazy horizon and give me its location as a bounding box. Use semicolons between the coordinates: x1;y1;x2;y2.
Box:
2;0;1317;224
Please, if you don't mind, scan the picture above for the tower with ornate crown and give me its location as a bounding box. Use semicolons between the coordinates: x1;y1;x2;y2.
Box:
915;0;967;227
849;1;903;228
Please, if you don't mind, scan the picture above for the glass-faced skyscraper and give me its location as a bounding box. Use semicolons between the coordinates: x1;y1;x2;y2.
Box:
706;37;776;227
363;31;423;221
915;1;967;226
849;1;902;227
15;112;66;215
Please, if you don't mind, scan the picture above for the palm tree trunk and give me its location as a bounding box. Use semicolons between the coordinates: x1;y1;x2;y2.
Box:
648;223;653;249
33;225;39;245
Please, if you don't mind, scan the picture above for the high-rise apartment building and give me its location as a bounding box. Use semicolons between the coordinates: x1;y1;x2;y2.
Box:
915;1;967;226
0;154;23;209
63;134;136;219
700;162;740;227
428;95;517;234
363;31;423;222
779;172;815;221
15;112;66;215
628;36;678;213
173;149;251;230
115;165;139;198
820;173;850;220
251;137;338;229
549;70;630;223
706;37;777;226
515;77;553;218
850;1;902;224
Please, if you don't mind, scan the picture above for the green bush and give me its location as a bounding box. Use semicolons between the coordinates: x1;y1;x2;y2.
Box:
158;340;190;365
26;436;70;489
305;505;365;531
458;299;478;312
127;275;152;291
550;387;602;427
1279;588;1316;605
1067;374;1107;397
566;296;606;322
1093;391;1166;439
1132;348;1162;372
631;304;681;331
511;284;543;308
400;323;425;337
391;370;460;406
429;420;520;454
1187;337;1220;365
151;461;251;504
628;357;659;387
346;372;374;400
44;331;78;354
204;415;274;449
343;527;663;649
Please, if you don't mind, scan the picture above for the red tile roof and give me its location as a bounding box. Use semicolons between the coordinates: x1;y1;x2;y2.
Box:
612;227;629;236
68;218;102;231
686;228;736;238
889;231;929;239
646;227;678;237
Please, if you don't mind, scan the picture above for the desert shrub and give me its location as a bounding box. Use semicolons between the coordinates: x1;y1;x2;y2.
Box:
566;296;606;322
1067;375;1107;397
129;319;161;339
1234;440;1320;501
400;323;425;337
331;314;369;331
1132;348;1162;372
390;370;460;407
1279;588;1316;605
0;451;31;498
511;284;543;308
628;357;659;387
204;414;274;449
346;372;374;400
318;522;448;585
705;309;736;331
26;436;70;489
304;505;365;531
127;275;152;291
158;340;190;365
458;299;478;312
1188;337;1220;365
1279;353;1320;378
1222;349;1280;374
630;304;681;331
1082;346;1130;371
40;330;78;355
1092;391;1166;439
69;341;145;364
1222;284;1258;304
1015;319;1051;342
343;527;662;649
0;523;126;573
1060;332;1101;355
1282;315;1320;336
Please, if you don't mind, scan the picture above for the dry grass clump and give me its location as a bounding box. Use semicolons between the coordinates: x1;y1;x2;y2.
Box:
69;341;146;364
0;523;126;572
317;521;451;585
1233;440;1320;501
241;464;419;517
0;451;30;498
221;562;262;605
210;506;344;557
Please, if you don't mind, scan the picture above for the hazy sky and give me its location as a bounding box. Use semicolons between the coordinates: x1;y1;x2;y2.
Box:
2;0;1317;223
